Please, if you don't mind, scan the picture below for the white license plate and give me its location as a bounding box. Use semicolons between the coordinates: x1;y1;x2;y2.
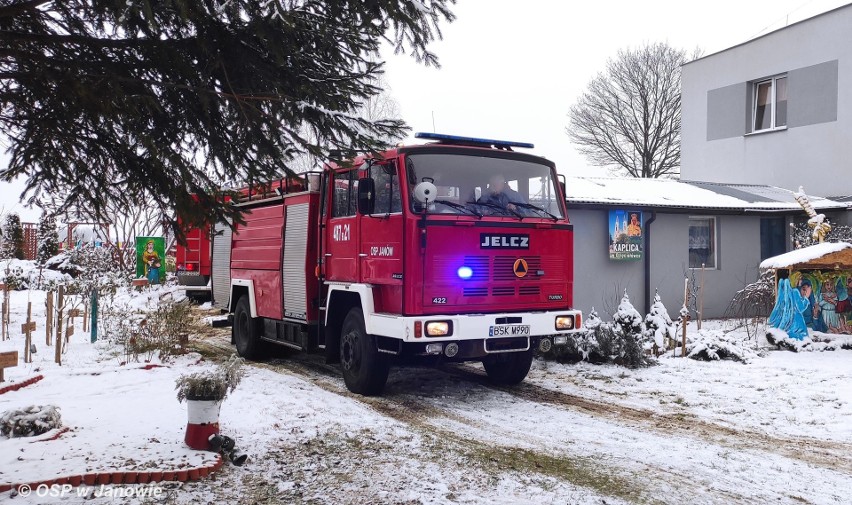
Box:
489;324;530;337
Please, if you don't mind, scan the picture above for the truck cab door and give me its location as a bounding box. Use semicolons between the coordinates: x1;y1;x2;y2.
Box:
323;168;360;282
358;161;404;299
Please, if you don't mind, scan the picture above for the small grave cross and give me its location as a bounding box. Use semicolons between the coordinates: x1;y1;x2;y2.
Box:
21;302;36;363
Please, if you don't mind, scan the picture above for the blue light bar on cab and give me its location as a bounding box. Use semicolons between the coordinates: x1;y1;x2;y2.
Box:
415;132;534;149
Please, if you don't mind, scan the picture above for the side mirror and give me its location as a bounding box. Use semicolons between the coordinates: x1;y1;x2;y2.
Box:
357;177;375;215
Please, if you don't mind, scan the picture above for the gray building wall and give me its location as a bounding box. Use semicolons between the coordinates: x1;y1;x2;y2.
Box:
571;209;765;320
681;5;852;197
572;208;646;314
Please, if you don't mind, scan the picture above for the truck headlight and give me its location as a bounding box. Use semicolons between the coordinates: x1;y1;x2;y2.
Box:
555;315;575;330
425;321;452;336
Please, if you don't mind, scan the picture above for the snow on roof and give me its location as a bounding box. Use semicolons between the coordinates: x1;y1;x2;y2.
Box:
565;176;847;212
759;242;852;269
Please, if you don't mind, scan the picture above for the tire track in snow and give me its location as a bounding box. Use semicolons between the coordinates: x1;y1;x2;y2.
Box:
252;355;680;505
441;363;852;476
191;332;846;503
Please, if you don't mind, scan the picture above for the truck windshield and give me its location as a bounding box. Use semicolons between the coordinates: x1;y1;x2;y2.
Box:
405;153;564;218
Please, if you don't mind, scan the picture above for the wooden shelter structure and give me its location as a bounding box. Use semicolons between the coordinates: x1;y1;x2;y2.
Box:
761;242;852;335
760;242;852;275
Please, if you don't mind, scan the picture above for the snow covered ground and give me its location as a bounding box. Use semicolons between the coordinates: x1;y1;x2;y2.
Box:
1;286;851;504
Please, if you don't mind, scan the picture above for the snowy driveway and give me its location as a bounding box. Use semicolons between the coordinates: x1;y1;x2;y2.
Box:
187;329;852;505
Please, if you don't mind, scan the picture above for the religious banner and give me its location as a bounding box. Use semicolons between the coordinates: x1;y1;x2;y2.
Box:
608;210;643;261
135;237;165;284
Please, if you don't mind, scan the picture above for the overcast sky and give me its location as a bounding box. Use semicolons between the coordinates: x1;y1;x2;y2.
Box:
382;0;850;174
2;0;849;222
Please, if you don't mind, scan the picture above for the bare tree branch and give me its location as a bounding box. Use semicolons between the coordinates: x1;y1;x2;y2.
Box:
567;42;700;178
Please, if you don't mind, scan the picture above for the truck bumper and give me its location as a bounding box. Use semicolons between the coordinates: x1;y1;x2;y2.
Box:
368;309;583;357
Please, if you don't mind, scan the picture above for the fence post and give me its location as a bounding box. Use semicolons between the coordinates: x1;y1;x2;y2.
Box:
55;286;64;366
90;290;98;343
1;284;8;341
682;278;689;358
46;290;54;346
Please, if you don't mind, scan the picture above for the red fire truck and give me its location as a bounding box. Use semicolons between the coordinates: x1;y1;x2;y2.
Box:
175;223;212;301
214;133;582;395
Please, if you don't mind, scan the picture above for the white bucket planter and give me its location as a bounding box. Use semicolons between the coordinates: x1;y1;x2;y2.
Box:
184;398;221;450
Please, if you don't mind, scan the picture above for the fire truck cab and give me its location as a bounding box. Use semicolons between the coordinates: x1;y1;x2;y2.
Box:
226;133;582;395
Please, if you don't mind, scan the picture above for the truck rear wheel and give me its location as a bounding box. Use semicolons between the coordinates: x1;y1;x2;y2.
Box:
234;296;263;359
483;350;534;385
339;307;389;396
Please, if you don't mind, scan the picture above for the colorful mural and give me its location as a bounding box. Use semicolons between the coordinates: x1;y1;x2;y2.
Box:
772;270;852;338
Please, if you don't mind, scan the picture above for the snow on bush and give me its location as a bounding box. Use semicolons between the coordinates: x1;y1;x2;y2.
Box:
765;328;849;352
176;354;246;402
685;329;760;363
612;291;651;368
0;405;62;437
36;216;60;264
576;308;603;360
545;300;654;368
99;298;197;364
644;292;675;353
0;259;71;290
45;247;130;297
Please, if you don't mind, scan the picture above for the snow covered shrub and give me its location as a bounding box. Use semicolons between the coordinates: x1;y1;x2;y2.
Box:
587;323;618;364
101;300;196;363
543;335;583;362
0;264;27;290
176;354;245;402
135;300;197;361
544;304;653;368
686;330;760;363
644;292;675;354
0;259;72;290
765;329;848;352
0;213;25;260
52;246;128;297
0;405;62;437
575;308;604;360
612;292;653;368
36;216;59;264
544;308;616;363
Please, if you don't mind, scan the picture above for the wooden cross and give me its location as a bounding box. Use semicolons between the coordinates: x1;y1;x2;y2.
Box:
21;302;35;364
0;350;17;383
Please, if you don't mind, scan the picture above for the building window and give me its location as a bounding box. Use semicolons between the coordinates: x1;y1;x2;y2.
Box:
760;217;786;260
752;75;787;132
689;217;716;269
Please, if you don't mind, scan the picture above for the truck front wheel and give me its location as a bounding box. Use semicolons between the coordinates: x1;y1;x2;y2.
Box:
483;350;534;385
234;296;263;359
339;307;389;396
